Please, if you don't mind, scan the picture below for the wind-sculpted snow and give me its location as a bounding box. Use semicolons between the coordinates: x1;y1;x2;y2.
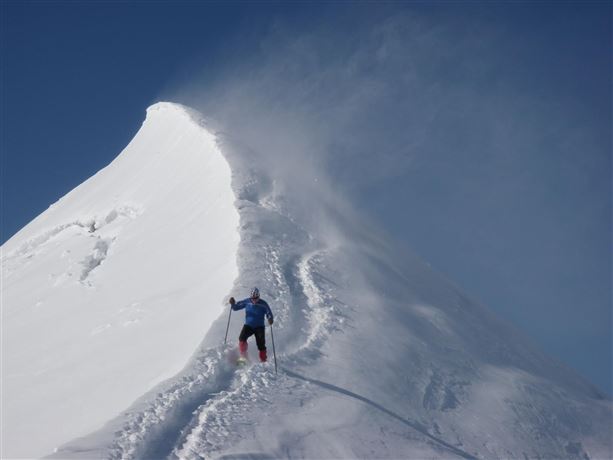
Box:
9;102;611;459
1;103;239;458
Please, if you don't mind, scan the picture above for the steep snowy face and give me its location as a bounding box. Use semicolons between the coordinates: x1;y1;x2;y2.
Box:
1;103;240;458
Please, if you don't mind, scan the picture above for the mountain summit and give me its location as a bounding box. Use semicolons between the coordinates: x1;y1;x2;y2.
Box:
2;102;611;459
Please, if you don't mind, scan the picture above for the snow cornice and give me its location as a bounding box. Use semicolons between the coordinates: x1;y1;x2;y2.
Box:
146;101;210;133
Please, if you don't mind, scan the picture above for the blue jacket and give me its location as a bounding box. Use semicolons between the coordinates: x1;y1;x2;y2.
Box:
232;298;273;328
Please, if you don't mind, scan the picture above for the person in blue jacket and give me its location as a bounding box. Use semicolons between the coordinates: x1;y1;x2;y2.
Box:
229;287;274;362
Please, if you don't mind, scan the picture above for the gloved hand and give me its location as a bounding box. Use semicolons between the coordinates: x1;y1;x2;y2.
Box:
268;318;274;325
229;297;235;306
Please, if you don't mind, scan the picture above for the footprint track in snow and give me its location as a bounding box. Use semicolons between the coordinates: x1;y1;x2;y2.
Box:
170;249;341;459
80;190;343;460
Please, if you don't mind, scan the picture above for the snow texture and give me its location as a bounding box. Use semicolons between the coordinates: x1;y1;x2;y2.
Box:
2;102;611;459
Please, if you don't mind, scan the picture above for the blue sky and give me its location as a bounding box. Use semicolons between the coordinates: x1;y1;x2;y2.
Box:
1;2;611;395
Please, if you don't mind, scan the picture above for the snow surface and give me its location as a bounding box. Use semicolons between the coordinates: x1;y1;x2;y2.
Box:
2;102;612;459
1;103;239;458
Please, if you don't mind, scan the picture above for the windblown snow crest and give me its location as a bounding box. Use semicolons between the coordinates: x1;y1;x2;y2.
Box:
44;102;611;459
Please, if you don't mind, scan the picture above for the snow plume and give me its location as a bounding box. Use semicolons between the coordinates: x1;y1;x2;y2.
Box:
161;10;456;274
162;10;501;260
167;5;612;395
169;11;433;198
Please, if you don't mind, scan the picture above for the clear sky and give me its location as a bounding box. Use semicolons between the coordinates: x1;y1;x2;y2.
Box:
1;1;611;396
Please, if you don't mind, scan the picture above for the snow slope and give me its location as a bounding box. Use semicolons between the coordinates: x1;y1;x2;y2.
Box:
1;103;239;458
3;102;611;459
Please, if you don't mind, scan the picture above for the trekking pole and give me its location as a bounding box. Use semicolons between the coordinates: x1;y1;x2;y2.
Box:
270;322;278;374
224;306;232;345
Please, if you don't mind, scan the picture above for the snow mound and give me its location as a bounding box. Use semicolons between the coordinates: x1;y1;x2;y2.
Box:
1;102;240;458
